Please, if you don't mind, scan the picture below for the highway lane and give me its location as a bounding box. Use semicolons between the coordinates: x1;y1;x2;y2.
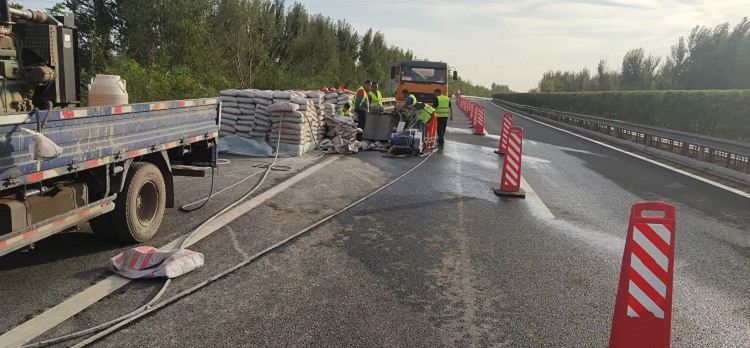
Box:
1;102;748;347
82;109;748;347
478;99;750;346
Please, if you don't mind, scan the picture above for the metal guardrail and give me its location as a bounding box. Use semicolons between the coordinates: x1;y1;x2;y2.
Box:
494;99;750;175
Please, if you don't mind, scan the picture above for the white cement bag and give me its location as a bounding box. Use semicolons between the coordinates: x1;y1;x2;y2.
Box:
268;102;300;113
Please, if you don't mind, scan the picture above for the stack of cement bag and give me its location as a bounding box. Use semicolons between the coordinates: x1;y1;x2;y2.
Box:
234;89;256;139
253;90;274;140
268;101;309;150
219;89;240;135
306;91;327;141
324;91;338;108
319;115;361;154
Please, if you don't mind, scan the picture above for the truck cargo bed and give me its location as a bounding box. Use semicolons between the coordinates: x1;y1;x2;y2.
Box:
0;99;219;190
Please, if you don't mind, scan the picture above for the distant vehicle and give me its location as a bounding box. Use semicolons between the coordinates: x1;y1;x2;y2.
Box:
391;61;457;106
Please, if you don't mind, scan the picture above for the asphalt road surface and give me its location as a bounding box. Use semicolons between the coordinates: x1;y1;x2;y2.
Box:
0;101;748;347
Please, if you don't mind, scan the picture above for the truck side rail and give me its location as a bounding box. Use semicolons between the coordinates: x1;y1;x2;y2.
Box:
1;98;220;191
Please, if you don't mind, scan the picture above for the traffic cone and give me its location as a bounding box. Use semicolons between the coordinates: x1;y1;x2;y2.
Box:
610;202;676;348
494;126;526;198
473;105;486;135
495;113;513;155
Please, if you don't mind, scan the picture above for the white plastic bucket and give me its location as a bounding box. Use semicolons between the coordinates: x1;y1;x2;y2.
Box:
88;74;128;106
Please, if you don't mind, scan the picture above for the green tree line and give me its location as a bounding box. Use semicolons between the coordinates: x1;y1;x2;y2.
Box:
534;18;750;92
456;79;513;97
54;0;416;102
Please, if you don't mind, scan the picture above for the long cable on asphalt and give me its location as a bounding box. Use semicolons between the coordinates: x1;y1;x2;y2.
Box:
26;106;378;347
72;147;436;347
22;112;296;348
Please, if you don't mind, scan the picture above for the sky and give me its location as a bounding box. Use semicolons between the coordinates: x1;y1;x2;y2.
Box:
15;0;750;91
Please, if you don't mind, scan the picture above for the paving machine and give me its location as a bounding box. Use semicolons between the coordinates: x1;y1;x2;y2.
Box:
0;0;80;113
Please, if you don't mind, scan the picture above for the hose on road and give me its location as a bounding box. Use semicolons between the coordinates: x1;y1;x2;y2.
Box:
71;148;435;347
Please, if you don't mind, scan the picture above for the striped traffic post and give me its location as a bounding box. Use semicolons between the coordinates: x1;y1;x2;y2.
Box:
610;202;676;348
495;113;513;155
494;126;526;198
473;105;486;135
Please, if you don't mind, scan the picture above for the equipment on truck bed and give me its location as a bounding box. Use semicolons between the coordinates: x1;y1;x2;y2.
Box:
0;0;80;113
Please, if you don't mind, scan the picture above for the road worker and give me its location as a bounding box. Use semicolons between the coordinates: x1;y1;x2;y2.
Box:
368;82;384;113
399;89;417;113
337;103;351;117
433;88;453;147
414;102;436;146
354;80;371;141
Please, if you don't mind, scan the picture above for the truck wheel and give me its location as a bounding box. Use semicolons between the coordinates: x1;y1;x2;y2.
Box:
89;214;115;240
111;162;166;243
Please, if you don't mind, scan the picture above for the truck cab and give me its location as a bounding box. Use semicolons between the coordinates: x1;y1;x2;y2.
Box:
392;61;456;106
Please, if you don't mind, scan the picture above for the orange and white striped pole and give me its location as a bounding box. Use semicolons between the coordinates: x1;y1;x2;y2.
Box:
495;113;513;155
610;202;676;348
494;126;526;198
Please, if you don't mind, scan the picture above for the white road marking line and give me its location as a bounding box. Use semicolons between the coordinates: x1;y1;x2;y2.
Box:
521;177;555;219
0;156;339;348
488;101;750;200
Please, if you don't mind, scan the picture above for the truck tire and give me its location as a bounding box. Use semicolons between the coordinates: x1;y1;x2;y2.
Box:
89;213;116;240
111;162;167;243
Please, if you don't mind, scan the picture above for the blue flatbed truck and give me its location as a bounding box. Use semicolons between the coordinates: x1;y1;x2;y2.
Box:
0;99;220;257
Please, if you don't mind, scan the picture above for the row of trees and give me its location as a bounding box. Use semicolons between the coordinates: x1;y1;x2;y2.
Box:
13;0;509;102
53;0;416;102
534;18;750;92
455;80;512;97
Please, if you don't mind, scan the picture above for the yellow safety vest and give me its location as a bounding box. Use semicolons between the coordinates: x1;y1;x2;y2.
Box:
436;95;450;118
368;90;383;107
418;104;435;124
337;108;350;117
356;86;369;111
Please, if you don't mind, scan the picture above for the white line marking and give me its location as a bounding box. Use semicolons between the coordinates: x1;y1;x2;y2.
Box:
648;223;672;245
520;177;555;219
633;226;669;271
488;101;750;200
631;254;667;297
0;157;339;348
627;306;639;318
629;280;665;318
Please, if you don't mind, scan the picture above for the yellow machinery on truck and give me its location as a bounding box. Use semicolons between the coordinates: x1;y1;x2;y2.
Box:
391;61;457;106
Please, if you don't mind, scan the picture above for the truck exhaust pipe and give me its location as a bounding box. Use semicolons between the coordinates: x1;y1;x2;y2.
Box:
9;7;61;26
